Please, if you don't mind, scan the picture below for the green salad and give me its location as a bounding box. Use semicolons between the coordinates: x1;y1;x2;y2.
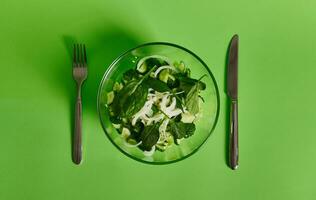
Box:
106;55;206;156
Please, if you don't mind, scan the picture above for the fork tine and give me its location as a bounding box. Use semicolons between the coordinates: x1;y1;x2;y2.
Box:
77;44;80;67
80;44;83;67
73;43;87;68
83;44;87;65
76;44;80;66
77;44;80;66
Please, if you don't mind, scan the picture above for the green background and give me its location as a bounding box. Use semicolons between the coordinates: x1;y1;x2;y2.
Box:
1;0;315;199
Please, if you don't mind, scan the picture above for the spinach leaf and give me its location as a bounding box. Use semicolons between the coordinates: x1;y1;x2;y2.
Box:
112;80;148;118
177;75;206;94
109;93;122;117
118;80;138;98
185;84;200;115
144;77;171;92
113;67;159;118
140;123;160;151
128;121;144;141
167;78;180;89
133;121;144;134
142;58;168;71
183;75;206;115
124;83;148;117
151;104;160;114
168;120;196;140
109;115;122;124
144;77;185;111
174;94;184;112
123;69;139;82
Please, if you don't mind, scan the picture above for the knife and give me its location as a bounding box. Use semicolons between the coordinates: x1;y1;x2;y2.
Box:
227;34;239;170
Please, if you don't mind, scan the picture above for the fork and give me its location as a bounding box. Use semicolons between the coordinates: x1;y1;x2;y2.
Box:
72;44;88;165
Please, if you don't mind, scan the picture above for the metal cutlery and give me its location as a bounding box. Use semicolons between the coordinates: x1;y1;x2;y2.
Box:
227;35;239;170
72;44;88;165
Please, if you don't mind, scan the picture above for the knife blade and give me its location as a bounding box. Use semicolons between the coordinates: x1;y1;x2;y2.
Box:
227;34;239;170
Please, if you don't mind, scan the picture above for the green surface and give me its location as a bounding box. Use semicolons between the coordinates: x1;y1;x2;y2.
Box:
1;0;316;199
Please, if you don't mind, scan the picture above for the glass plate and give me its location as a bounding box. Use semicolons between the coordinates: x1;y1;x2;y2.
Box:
97;42;220;164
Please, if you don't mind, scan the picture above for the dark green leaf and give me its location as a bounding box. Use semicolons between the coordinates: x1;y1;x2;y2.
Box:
116;67;158;117
167;78;180;89
140;123;160;151
109;94;122;116
176;75;206;94
123;83;148;117
112;80;148;118
123;69;139;82
144;77;171;92
174;114;182;122
141;58;168;71
198;81;206;90
183;75;207;115
185;84;200;115
130;121;144;141
109;115;122;124
168;120;196;140
120;80;138;96
151;104;160;114
133;121;144;134
174;94;184;111
144;77;185;111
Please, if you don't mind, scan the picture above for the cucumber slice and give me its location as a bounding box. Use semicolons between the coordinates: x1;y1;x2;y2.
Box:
122;127;131;138
178;61;185;72
127;138;138;145
113;82;123;91
107;91;115;105
137;62;147;73
158;69;169;83
166;134;174;146
112;123;121;129
181;112;195;123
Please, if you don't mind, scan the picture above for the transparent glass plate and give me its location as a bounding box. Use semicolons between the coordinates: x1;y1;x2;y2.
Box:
97;42;220;164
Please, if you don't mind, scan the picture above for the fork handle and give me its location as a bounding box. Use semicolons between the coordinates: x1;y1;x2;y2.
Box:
73;87;82;165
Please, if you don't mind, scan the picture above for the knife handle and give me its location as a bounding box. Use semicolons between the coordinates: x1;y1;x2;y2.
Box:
229;100;238;170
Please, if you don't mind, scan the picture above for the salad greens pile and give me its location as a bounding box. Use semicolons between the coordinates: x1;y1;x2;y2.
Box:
106;55;206;156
